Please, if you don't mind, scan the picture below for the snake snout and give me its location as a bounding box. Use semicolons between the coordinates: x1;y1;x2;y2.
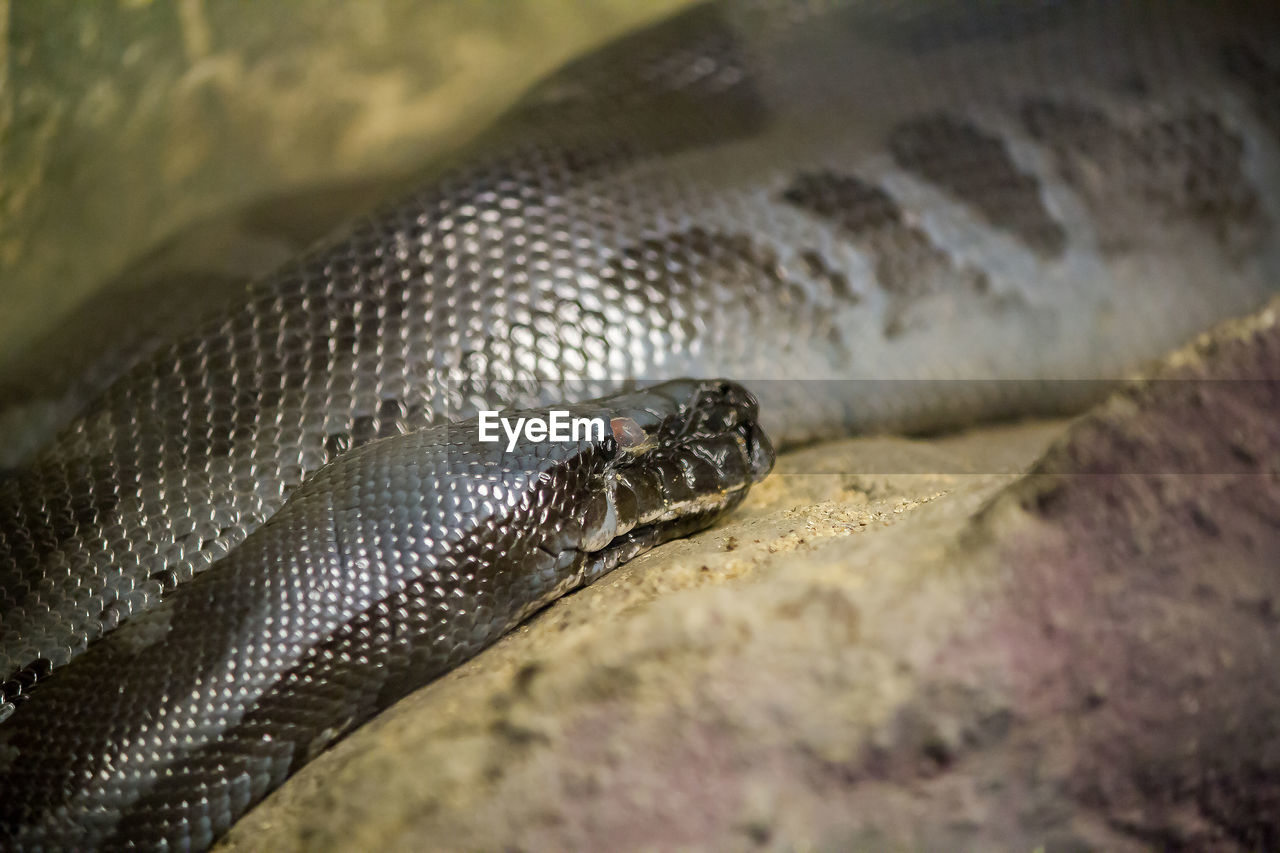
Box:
683;379;774;486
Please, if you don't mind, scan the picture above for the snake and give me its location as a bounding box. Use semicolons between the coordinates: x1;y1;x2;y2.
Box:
1;0;1278;848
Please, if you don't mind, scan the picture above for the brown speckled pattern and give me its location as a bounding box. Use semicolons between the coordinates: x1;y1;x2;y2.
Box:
1022;100;1267;256
888;113;1068;259
781;170;994;337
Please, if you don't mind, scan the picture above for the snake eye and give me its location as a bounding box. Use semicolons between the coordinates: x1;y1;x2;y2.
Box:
611;417;649;451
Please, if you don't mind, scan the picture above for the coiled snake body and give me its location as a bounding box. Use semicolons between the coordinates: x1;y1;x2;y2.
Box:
2;0;1279;847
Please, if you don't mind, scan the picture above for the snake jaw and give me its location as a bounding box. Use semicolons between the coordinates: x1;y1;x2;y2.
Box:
579;475;621;553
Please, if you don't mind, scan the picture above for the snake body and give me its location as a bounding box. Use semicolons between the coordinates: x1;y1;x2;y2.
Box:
1;0;1279;847
1;380;771;848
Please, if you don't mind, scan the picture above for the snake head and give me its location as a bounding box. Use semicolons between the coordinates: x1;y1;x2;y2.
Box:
570;378;774;565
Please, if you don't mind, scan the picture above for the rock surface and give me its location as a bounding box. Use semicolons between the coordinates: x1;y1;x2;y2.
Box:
219;299;1280;852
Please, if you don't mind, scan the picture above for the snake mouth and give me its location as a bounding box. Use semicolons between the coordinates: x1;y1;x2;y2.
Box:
576;379;774;567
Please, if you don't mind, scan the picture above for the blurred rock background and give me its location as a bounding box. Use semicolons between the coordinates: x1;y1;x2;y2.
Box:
0;0;691;381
